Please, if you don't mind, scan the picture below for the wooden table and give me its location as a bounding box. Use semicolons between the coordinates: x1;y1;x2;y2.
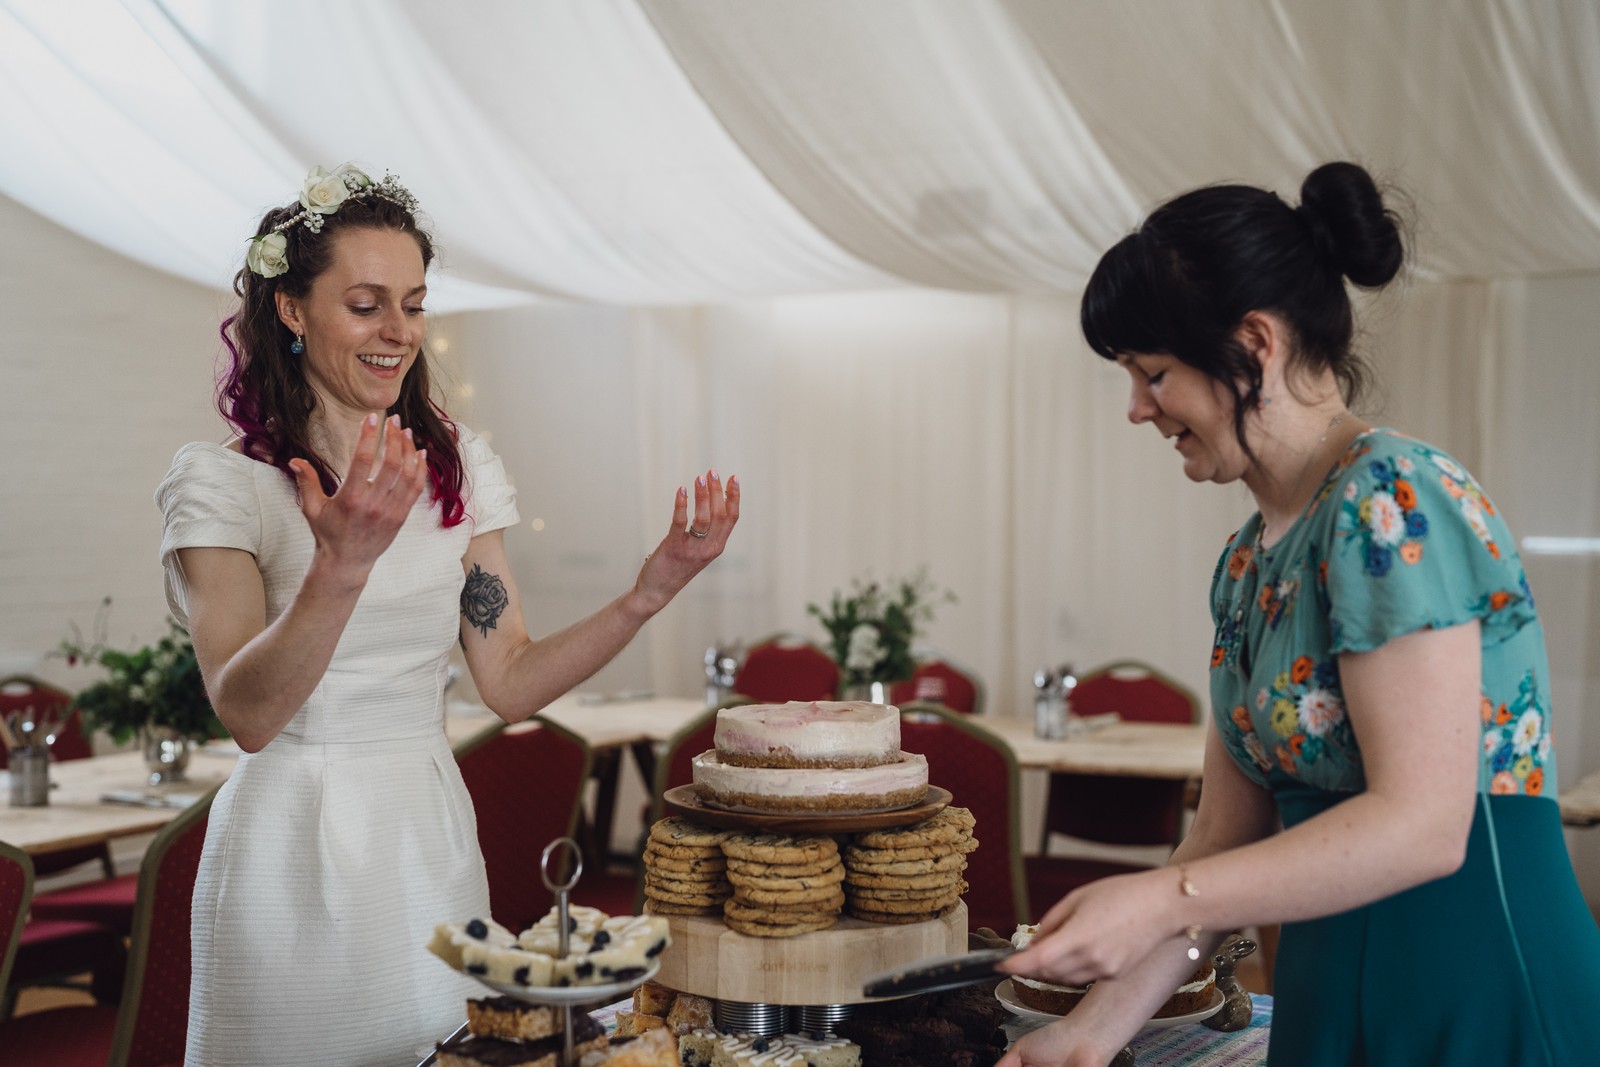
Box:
1559;769;1600;828
2;701;1205;860
976;717;1208;779
0;693;708;859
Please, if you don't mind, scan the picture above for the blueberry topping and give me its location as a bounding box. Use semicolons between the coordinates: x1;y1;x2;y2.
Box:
466;963;487;975
465;919;488;940
753;1039;770;1053
575;961;594;979
591;929;611;948
612;966;646;982
646;939;667;957
567;916;578;933
558;976;570;987
514;966;529;984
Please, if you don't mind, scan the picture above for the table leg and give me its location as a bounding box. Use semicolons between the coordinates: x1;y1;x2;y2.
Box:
587;748;623;867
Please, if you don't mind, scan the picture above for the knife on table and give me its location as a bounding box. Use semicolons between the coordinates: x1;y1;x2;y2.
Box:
862;946;1016;998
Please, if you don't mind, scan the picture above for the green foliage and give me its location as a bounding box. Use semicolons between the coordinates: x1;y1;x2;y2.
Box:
59;612;228;746
806;567;956;688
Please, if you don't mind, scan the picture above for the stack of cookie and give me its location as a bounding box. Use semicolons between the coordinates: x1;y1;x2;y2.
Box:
643;818;733;917
720;831;844;937
842;806;978;924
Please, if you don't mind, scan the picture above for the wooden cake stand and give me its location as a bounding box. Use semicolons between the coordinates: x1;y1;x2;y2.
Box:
655;902;967;1005
655;787;967;1012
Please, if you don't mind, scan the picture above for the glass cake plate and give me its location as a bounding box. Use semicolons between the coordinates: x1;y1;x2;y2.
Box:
995;978;1224;1031
662;784;952;833
468;958;660;1006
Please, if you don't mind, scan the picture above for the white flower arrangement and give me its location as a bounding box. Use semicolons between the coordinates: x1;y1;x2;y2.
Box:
246;231;289;278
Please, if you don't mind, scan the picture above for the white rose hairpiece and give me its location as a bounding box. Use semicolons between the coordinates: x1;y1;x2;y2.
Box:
246;163;419;278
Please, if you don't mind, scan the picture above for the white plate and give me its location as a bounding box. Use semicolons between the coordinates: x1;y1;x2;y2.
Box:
995;979;1224;1031
470;959;659;1006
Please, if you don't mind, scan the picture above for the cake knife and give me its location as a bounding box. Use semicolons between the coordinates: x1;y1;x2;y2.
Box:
862;946;1016;998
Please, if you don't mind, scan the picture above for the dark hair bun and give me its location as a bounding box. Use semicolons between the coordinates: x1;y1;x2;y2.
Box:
1298;162;1404;288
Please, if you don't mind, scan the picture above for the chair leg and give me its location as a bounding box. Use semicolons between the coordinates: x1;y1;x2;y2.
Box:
1;985;15;1024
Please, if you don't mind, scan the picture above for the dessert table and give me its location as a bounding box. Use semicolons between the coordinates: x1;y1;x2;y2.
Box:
996;993;1273;1066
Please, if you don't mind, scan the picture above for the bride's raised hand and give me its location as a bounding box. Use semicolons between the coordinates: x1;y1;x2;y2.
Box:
291;413;428;575
634;470;740;610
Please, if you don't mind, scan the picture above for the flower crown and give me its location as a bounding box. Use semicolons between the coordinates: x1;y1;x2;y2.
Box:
246;164;419;279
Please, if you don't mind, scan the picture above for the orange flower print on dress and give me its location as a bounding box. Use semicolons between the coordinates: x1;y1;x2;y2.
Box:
1490;771;1518;795
1394;479;1416;510
1400;542;1423;565
1441;474;1464;499
1288;733;1306;757
1259;586;1275;612
1231;705;1252;731
1488;542;1501;559
1481;695;1495;723
1228;545;1254;580
1212;645;1226;667
1291;656;1314;684
1317;559;1328;587
1527;768;1544;796
1495;703;1512;725
1275;745;1296;775
1489;591;1513;611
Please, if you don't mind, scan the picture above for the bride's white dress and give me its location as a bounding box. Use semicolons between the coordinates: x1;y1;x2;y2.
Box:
157;427;517;1067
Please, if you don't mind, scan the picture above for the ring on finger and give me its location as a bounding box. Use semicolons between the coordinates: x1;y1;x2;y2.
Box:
687;524;709;539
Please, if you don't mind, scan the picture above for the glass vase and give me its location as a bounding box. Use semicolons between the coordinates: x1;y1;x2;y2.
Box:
841;680;891;705
142;724;192;785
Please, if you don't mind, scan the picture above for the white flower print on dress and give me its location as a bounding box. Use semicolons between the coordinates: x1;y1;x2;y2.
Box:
1368;491;1406;545
1297;687;1344;738
1512;709;1542;756
1430;453;1466;479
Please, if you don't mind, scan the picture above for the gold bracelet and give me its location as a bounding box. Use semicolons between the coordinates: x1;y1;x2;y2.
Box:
1177;864;1202;961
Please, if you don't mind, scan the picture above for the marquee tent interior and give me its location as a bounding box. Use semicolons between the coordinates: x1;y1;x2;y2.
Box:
2;0;1597;905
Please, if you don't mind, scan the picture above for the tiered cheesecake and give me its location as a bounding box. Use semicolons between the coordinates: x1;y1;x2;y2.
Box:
691;701;929;813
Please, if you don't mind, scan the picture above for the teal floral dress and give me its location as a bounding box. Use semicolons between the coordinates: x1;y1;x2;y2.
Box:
1208;429;1600;1066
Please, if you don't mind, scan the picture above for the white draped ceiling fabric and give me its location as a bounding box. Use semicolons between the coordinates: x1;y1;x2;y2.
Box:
3;2;1600;887
4;0;1597;304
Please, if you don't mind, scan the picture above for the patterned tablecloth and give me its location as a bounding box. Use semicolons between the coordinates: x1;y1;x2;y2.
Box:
589;993;1273;1066
1001;994;1273;1067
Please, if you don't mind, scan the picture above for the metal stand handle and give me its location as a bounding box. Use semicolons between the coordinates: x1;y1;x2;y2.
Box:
541;837;585;1067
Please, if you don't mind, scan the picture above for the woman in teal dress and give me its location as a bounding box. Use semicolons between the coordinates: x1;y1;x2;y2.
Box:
999;162;1600;1067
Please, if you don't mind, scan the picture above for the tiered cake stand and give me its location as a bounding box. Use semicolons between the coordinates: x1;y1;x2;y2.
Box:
654;785;967;1037
427;839;658;1067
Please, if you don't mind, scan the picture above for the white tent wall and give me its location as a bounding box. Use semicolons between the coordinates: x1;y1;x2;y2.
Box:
1;0;1597;907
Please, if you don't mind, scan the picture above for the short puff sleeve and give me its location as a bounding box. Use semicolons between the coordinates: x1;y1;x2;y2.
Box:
1324;434;1536;654
155;443;263;626
459;426;520;536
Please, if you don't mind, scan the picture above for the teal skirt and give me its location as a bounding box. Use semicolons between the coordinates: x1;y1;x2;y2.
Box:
1269;790;1600;1066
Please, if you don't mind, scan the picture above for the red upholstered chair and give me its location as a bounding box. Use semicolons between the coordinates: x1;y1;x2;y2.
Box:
1027;661;1200;918
0;785;217;1067
896;704;1027;934
731;634;839;703
888;656;984;715
455;718;625;928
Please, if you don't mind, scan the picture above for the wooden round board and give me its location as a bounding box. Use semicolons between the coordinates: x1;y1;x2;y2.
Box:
661;784;952;833
653;902;967;1005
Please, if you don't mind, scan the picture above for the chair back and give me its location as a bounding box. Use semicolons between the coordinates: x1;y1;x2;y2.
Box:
107;784;218;1067
1043;659;1198;850
0;840;33;993
896;704;1027;933
0;676;93;768
732;635;839;703
455;719;592;932
888;657;984;715
1068;660;1200;724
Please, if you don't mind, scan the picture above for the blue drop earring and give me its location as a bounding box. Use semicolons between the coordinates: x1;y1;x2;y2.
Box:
290;334;305;355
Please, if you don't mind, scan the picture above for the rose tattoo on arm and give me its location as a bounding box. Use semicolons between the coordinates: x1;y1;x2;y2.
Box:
460;563;509;638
